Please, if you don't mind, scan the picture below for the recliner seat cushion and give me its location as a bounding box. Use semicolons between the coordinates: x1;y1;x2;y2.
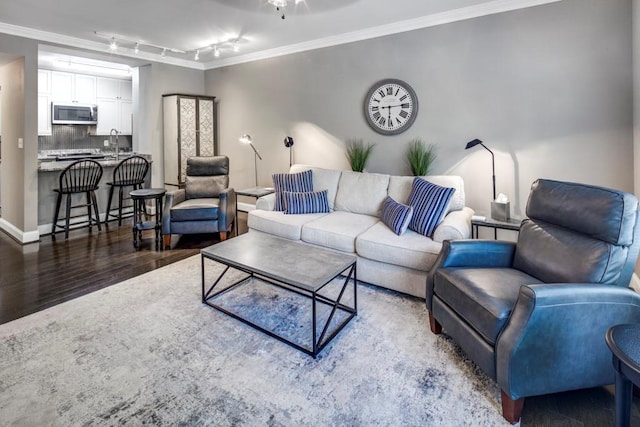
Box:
301;211;379;253
170;198;220;222
434;267;542;344
356;222;442;271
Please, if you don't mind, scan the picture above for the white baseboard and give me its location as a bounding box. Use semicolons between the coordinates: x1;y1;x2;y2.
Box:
0;218;40;244
237;202;256;213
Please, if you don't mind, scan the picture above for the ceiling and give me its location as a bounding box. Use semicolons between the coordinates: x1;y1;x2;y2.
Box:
0;0;560;70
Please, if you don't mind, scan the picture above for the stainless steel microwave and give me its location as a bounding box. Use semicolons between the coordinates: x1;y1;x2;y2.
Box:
51;103;98;125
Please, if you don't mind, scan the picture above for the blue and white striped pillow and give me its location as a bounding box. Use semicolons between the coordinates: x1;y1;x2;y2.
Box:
272;170;313;211
380;196;414;235
407;177;455;237
283;190;330;215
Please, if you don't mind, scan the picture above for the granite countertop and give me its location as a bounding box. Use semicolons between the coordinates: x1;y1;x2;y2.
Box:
38;154;152;172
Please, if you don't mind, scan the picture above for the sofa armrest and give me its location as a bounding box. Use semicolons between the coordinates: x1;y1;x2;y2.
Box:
218;188;237;231
162;189;186;234
433;207;474;242
496;283;640;400
256;193;276;211
426;239;516;308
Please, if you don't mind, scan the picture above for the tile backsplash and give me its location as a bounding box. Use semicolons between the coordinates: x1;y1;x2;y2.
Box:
38;125;132;152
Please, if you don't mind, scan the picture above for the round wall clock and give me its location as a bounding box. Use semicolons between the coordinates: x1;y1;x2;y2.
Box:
364;79;419;135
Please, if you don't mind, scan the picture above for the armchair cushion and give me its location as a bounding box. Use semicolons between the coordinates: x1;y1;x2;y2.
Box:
170;198;220;222
185;175;228;199
435;268;542;345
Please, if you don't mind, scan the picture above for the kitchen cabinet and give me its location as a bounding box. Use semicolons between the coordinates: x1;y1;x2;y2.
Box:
51;71;96;104
163;94;217;188
38;70;52;136
96;77;133;135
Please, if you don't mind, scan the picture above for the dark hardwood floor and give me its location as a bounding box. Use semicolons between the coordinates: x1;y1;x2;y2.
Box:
0;212;248;326
0;212;638;425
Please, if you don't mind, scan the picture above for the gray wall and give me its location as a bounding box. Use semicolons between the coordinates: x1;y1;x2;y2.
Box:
205;0;633;217
136;63;205;187
0;34;39;241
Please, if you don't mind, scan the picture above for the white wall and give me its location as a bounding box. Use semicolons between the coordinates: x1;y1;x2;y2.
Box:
206;0;633;218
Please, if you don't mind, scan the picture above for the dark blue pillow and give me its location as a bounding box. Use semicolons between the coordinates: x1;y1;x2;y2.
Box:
380;196;414;235
272;170;313;211
407;177;455;237
283;190;330;215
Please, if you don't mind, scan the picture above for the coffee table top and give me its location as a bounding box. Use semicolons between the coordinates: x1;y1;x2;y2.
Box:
201;233;356;292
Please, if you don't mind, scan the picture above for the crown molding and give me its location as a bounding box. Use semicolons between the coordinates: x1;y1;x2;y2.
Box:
0;0;561;71
0;22;205;70
204;0;562;69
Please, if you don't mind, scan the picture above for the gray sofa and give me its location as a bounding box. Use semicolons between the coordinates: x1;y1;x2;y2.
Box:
248;164;474;297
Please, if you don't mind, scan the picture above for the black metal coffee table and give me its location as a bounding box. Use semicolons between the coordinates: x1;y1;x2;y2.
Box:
201;233;357;358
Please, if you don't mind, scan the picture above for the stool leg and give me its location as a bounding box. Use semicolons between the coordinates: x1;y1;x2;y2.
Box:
65;193;72;239
91;191;102;231
52;191;62;237
118;186;124;226
86;191;93;231
615;370;633;427
105;184;115;224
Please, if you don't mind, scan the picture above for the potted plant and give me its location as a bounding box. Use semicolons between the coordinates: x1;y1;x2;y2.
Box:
406;138;436;176
345;139;376;172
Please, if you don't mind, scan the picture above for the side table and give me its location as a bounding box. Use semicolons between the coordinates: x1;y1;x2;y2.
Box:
130;188;166;250
471;216;522;239
606;324;640;427
236;187;275;213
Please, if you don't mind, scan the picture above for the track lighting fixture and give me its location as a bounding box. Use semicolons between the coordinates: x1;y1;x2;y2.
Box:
194;50;200;60
109;37;118;51
133;42;139;54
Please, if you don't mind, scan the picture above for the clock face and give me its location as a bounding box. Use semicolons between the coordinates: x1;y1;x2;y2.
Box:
364;79;418;135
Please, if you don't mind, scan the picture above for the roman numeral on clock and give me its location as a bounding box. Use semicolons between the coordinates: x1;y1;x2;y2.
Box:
386;87;394;95
373;112;381;120
399;110;408;119
400;94;408;101
371;106;379;112
378;89;385;98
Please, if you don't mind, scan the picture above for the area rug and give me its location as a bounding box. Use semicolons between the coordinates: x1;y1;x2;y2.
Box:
0;255;510;426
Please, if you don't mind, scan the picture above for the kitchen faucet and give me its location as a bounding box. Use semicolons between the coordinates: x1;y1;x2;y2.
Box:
110;128;120;161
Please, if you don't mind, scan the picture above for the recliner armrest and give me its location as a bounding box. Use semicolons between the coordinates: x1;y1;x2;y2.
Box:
217;188;237;231
162;189;186;234
497;283;640;401
426;239;516;308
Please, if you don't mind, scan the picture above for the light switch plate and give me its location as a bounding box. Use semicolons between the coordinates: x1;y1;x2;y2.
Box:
18;137;23;149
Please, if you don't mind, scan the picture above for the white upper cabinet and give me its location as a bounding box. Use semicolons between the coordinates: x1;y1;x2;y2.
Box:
38;70;52;136
51;71;96;104
96;77;133;135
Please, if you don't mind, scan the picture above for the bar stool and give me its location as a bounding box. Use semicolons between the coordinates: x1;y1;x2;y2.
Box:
105;155;150;225
52;159;103;239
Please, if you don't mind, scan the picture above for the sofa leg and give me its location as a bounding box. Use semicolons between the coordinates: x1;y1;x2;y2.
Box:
500;390;524;424
220;231;228;241
428;312;442;334
163;235;171;248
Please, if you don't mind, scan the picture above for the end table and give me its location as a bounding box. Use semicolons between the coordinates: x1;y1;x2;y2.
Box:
130;188;166;250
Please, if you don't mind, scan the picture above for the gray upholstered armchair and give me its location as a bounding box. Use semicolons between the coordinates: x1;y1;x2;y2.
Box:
427;179;640;424
162;156;236;247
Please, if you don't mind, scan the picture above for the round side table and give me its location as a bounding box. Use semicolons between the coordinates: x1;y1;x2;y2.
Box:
606;324;640;427
130;188;166;250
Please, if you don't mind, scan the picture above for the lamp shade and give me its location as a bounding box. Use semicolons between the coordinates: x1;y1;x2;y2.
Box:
465;138;482;150
284;136;294;147
239;134;252;144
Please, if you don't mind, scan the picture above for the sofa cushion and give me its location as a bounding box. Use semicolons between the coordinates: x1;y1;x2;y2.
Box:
388;175;465;213
170;198;220;222
273;170;313;211
356;222;443;271
301;211;379;253
434;267;542;345
283;190;330;215
248;210;328;241
334;171;390;217
290;165;342;211
407;178;455;237
380;196;413;236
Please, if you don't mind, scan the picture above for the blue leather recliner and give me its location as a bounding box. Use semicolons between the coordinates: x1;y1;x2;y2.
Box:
162;156;236;247
426;179;640;423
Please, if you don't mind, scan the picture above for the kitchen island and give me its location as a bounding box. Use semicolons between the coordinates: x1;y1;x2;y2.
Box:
38;154;152;232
